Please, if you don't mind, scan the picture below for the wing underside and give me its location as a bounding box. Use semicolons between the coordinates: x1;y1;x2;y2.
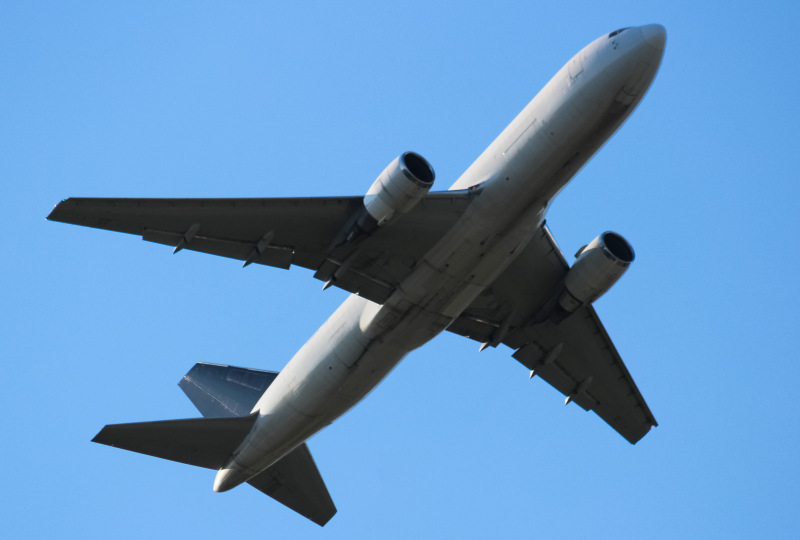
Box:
47;192;474;304
448;225;657;444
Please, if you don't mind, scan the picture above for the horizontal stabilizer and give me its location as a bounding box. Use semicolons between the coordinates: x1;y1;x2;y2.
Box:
179;362;279;418
92;415;257;469
248;444;337;526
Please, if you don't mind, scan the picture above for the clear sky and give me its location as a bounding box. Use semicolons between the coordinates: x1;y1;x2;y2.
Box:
3;2;799;538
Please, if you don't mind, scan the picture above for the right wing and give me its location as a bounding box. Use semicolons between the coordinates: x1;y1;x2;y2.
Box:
48;192;474;305
448;225;657;444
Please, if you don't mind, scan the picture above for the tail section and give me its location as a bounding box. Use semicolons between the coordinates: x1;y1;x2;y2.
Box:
93;362;336;526
178;362;337;525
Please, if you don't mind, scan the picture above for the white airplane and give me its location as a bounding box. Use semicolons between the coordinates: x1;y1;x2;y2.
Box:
49;24;665;526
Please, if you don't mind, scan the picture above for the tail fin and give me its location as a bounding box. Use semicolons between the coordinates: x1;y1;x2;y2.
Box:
178;362;279;418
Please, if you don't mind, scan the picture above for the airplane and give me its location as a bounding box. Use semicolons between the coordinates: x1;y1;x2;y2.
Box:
48;24;666;526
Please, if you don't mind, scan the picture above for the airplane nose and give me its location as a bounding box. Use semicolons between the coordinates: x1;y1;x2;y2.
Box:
640;24;666;51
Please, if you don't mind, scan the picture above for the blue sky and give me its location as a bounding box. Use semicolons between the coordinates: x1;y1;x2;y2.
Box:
3;2;799;538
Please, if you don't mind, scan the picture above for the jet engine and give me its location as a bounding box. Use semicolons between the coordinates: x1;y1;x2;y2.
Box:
556;231;634;315
340;152;435;245
363;152;435;226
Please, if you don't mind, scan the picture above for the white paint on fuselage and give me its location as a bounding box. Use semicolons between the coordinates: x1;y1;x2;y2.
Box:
213;25;665;493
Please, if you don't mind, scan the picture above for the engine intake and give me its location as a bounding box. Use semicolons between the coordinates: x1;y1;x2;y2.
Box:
557;231;634;315
364;152;435;226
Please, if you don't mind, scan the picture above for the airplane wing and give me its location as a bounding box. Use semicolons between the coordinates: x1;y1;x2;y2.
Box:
47;192;474;305
447;225;657;444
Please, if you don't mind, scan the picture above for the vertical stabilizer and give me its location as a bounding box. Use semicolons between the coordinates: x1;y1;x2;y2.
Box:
179;362;279;418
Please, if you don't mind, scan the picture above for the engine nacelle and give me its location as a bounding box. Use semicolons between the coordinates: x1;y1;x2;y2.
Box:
557;231;634;313
363;152;435;226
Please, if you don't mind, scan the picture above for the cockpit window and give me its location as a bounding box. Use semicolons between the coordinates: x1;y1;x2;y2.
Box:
608;27;630;38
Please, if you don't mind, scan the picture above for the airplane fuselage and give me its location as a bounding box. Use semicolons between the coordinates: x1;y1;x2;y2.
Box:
213;25;665;492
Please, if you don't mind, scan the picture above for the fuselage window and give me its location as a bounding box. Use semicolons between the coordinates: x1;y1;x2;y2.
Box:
608;27;630;38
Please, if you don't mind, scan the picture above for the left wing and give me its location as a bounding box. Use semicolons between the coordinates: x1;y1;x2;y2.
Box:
48;192;473;304
448;225;657;444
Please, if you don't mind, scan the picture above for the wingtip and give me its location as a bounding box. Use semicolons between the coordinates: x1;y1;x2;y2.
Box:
91;426;109;445
314;508;338;527
46;199;68;222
